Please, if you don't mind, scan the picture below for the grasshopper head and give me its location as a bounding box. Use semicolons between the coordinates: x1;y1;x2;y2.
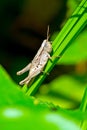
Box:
43;25;52;53
43;39;52;53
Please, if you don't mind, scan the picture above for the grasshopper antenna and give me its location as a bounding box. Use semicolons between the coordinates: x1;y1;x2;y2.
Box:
47;25;50;41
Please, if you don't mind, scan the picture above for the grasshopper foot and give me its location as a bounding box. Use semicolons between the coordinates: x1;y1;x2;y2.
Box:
42;71;49;75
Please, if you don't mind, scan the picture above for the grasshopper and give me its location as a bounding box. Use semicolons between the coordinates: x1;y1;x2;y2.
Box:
17;26;52;85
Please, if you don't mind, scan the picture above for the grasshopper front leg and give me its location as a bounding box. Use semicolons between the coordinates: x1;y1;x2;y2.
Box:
48;54;60;62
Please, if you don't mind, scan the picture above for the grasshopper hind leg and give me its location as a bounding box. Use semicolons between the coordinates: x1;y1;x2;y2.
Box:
17;63;31;75
19;76;31;85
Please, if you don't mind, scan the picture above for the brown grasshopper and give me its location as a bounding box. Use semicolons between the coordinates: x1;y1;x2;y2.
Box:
17;26;52;85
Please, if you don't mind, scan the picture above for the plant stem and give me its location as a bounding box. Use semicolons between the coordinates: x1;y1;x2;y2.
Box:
80;87;87;112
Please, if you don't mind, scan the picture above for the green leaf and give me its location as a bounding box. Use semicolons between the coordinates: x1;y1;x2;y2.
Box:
0;65;50;110
0;65;83;130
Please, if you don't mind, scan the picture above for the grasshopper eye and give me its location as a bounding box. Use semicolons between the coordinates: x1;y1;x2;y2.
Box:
44;42;49;49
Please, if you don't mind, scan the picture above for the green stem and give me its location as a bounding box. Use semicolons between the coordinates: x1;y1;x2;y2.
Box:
80;87;87;112
80;87;87;130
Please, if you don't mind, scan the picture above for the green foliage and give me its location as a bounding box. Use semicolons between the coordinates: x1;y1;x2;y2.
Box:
58;30;87;65
36;75;85;109
0;65;86;130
